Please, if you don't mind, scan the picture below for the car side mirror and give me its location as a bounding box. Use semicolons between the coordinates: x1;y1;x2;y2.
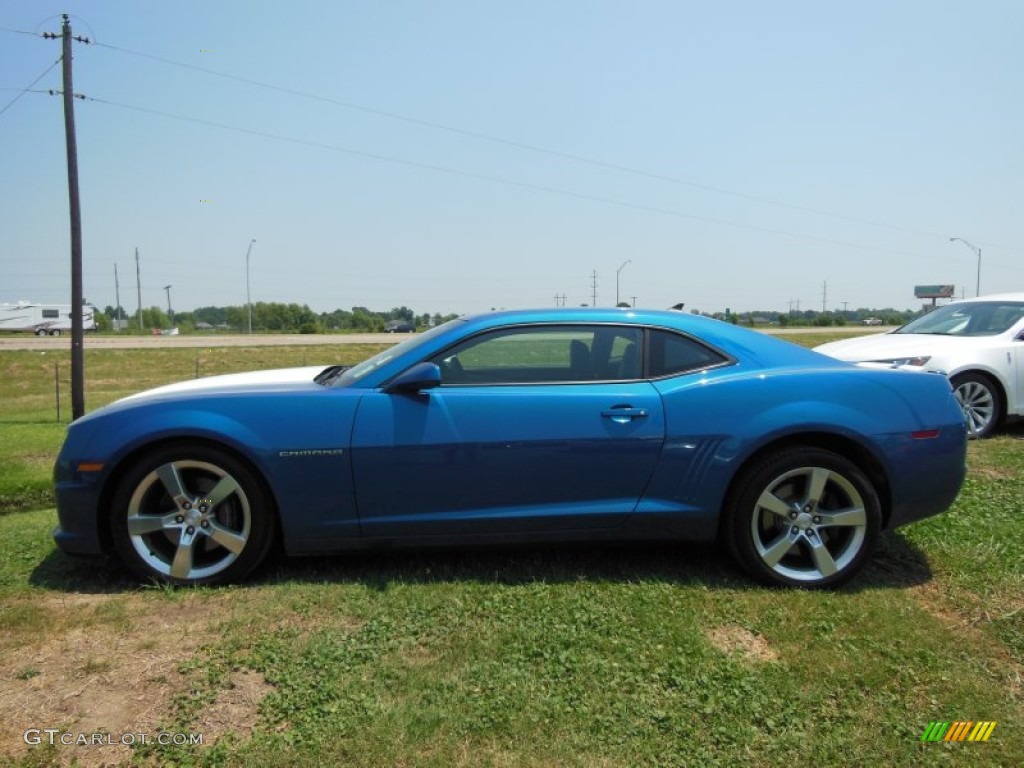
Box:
385;362;442;394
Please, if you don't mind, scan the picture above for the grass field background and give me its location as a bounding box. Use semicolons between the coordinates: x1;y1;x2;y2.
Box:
0;331;1021;766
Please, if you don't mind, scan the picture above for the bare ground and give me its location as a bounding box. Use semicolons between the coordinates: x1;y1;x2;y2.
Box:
0;592;271;767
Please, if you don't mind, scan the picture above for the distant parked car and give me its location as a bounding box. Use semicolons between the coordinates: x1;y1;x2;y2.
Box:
54;308;966;589
385;320;416;333
861;317;883;326
816;293;1024;437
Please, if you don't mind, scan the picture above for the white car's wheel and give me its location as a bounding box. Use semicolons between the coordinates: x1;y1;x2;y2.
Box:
951;372;1002;438
725;448;881;588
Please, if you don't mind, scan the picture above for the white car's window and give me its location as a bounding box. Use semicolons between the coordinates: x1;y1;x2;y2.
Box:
896;301;1024;337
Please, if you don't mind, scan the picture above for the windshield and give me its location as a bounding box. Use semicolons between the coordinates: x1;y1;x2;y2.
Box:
328;318;462;387
895;301;1024;337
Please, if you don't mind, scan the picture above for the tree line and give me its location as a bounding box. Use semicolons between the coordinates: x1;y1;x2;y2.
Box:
97;303;459;334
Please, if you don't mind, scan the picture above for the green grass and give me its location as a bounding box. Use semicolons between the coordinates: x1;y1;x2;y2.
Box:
1;337;1022;766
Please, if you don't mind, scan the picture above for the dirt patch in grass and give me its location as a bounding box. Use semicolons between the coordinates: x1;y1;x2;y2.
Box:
0;592;226;766
705;625;779;663
972;465;1018;482
194;668;273;744
909;580;1024;698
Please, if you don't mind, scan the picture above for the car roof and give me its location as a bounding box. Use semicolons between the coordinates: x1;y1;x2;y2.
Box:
945;292;1024;304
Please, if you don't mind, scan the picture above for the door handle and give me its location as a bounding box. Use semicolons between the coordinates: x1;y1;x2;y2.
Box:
601;406;649;423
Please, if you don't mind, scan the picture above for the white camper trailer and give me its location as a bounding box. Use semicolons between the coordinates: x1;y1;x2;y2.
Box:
0;302;98;336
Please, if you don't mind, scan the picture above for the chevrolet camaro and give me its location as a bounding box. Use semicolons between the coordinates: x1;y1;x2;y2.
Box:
54;309;967;588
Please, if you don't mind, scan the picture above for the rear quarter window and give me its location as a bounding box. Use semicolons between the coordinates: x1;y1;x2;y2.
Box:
649;329;729;377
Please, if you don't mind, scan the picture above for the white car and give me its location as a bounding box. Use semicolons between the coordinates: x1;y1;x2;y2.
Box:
815;294;1024;437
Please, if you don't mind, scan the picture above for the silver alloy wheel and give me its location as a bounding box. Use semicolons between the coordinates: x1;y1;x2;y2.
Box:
125;459;252;581
954;379;995;438
749;465;868;584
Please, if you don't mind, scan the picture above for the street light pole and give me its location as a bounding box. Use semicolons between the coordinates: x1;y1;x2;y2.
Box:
616;259;632;307
245;239;256;333
949;237;982;297
163;284;173;327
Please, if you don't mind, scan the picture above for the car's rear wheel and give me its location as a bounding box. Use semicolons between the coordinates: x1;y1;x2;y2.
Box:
724;448;881;588
951;372;1001;438
110;444;275;585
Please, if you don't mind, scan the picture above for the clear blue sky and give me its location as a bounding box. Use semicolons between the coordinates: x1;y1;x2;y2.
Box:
2;1;1021;316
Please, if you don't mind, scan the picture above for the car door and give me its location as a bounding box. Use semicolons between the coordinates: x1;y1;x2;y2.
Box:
1014;324;1024;416
350;324;666;536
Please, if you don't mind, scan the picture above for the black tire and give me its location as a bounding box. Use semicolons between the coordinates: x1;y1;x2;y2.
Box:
35;328;47;337
49;329;61;336
109;443;275;585
951;372;1002;439
724;447;881;589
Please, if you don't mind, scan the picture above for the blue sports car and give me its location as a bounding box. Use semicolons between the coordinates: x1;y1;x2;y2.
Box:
54;309;967;588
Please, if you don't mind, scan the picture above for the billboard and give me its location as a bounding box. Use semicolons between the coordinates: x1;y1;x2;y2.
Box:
914;285;955;299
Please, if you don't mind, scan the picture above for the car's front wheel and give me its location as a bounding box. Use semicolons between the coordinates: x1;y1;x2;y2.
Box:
110;444;275;585
951;372;1002;438
724;448;881;588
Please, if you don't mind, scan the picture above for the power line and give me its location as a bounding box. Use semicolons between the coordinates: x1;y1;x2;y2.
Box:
9;26;1020;255
81;94;942;262
88;39;976;247
0;57;61;118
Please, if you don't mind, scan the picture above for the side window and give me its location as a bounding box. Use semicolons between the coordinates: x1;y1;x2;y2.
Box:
42;309;59;319
434;326;633;385
648;329;728;377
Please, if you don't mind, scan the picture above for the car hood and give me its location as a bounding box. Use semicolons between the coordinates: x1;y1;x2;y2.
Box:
814;333;982;362
116;366;330;404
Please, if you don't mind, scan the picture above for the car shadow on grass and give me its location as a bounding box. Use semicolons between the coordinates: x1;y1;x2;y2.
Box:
28;529;933;594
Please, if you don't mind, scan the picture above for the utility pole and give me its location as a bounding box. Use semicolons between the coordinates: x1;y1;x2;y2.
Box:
45;15;89;419
246;238;256;333
135;247;143;330
164;285;173;326
616;260;631;307
114;263;122;331
590;270;598;307
821;280;827;314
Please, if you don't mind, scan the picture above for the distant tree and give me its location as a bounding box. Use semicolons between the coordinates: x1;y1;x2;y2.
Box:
225;306;246;330
350;307;384;332
388;306;415;322
141;306;169;329
193;306;228;326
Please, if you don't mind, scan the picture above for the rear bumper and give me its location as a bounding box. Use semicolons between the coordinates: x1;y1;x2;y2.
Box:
884;425;967;529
